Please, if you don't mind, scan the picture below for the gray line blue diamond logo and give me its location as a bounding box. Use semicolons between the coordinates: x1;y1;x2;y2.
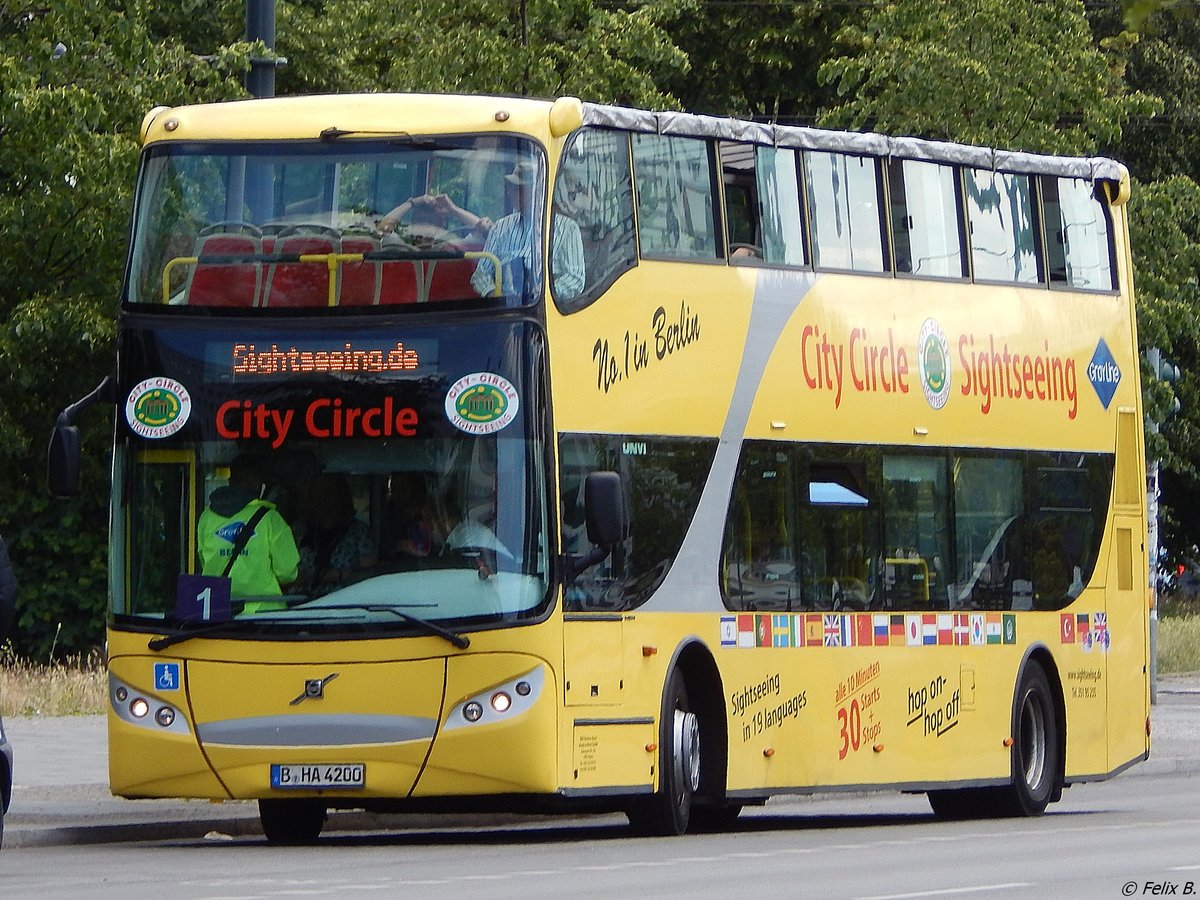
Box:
1087;338;1121;409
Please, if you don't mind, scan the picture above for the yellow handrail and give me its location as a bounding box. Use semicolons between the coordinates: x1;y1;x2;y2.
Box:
162;249;504;305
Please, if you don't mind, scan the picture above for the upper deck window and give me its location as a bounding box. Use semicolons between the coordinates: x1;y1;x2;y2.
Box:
632;134;720;260
805;151;887;273
965;169;1042;284
1042;176;1116;291
127;136;548;309
719;143;807;267
887;159;965;279
550;127;636;313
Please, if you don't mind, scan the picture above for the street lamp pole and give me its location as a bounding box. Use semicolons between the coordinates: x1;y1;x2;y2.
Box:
246;0;277;99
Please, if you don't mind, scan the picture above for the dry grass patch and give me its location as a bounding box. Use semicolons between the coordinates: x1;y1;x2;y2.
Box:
1159;614;1200;675
0;648;106;717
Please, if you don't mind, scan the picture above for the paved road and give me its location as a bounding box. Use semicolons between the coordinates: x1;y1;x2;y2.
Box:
5;673;1199;848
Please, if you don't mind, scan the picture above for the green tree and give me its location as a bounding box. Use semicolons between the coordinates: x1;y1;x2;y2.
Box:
655;0;847;121
274;0;686;107
817;0;1158;154
0;0;250;657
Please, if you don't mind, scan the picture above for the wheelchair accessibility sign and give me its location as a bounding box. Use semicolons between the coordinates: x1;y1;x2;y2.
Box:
154;662;181;692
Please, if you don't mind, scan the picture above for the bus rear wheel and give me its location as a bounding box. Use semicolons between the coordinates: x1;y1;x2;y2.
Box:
927;787;988;820
928;664;1059;820
997;663;1058;816
259;798;326;844
628;669;700;836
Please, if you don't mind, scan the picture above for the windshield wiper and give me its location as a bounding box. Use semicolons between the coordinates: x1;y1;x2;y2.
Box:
147;606;470;651
351;606;470;649
148;619;256;652
279;601;470;649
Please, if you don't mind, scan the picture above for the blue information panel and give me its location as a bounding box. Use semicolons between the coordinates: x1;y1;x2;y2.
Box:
175;573;232;621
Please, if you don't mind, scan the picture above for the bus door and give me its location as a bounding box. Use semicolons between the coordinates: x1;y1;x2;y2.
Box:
1106;408;1150;768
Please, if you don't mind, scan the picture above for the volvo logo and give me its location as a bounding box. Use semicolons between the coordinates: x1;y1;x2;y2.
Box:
290;672;339;705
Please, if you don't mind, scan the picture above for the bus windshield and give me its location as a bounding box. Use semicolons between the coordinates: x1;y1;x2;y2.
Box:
114;317;550;637
126;135;547;308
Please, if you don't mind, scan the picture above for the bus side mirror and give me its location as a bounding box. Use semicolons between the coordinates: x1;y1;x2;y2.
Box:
46;375;113;499
584;471;628;548
48;424;82;499
564;471;628;583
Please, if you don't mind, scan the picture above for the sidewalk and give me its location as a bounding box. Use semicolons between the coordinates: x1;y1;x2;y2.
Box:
5;674;1199;848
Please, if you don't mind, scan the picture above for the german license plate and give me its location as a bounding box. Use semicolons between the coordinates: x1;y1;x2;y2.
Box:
270;763;365;789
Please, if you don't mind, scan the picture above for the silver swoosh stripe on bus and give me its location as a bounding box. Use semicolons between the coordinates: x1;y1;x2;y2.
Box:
640;269;820;613
197;714;437;747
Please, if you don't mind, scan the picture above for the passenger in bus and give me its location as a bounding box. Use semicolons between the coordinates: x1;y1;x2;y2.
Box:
294;473;378;595
376;193;489;246
198;455;300;600
470;162;585;299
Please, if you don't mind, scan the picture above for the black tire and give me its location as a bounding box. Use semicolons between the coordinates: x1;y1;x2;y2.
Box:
928;665;1059;820
997;664;1059;816
259;798;326;844
689;803;742;833
627;669;701;836
927;787;988;820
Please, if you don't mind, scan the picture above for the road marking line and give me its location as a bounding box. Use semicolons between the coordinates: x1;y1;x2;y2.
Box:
856;884;1033;900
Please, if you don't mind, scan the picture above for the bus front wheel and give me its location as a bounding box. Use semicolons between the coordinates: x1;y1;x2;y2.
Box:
259;798;326;844
628;669;700;836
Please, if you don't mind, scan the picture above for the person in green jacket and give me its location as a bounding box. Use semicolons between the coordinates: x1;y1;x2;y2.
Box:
198;454;299;601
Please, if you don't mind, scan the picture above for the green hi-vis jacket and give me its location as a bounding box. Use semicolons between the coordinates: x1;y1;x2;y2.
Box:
198;488;300;597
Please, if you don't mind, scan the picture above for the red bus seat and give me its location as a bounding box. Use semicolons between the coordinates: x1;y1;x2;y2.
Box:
264;235;337;308
377;258;422;305
339;235;381;306
187;233;261;307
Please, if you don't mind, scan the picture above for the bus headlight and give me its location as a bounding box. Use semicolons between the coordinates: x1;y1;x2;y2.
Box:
444;666;544;732
109;673;190;735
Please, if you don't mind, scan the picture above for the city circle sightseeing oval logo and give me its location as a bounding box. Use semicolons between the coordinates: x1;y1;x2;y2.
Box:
918;318;952;410
445;372;519;435
125;377;192;439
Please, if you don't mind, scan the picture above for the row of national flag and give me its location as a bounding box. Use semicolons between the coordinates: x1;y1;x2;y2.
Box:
1060;612;1111;651
719;612;1017;649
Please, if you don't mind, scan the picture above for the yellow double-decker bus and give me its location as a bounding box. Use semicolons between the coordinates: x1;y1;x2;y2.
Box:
60;93;1148;841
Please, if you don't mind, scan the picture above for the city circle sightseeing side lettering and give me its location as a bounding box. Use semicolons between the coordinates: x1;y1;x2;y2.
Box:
231;341;419;375
215;398;418;449
959;333;1078;420
799;321;1079;420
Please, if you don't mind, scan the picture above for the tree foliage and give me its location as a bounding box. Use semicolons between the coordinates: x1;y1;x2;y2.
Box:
0;0;249;657
274;0;687;107
655;0;846;123
817;0;1158;154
